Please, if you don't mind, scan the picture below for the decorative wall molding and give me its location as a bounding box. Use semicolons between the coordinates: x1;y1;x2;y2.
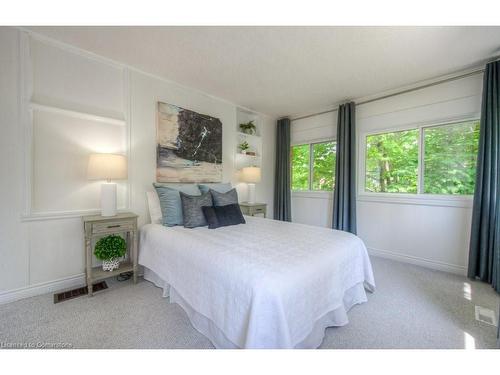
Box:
19;30;131;220
368;247;467;276
30;102;126;126
17;27;267;119
20;31;33;218
21;208;128;222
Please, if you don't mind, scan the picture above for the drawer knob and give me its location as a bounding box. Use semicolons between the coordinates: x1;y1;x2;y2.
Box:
107;225;121;228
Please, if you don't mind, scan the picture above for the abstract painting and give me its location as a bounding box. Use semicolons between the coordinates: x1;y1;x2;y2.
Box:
156;102;223;182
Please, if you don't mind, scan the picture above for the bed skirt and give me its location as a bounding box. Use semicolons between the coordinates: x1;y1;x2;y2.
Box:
143;267;368;349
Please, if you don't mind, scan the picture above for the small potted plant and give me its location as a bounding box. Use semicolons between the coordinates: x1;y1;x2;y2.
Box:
238;141;250;154
239;121;256;135
94;235;127;272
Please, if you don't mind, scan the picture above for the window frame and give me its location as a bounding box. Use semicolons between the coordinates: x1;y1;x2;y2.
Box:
358;115;480;208
291;139;336;193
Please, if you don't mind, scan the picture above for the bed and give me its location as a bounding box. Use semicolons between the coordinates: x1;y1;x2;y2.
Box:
139;212;375;349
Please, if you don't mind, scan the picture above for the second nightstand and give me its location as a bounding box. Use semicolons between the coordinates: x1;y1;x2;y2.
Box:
239;202;267;218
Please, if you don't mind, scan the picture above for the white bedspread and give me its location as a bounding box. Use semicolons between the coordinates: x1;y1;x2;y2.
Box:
139;216;375;349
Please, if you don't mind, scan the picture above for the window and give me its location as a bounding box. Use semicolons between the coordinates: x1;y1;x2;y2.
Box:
423;121;479;195
364;119;480;196
291;144;310;190
365;129;419;193
291;141;336;191
312;142;336;190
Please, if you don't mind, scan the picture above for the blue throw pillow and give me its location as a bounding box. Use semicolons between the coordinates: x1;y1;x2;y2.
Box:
210;188;239;206
198;183;232;194
153;183;201;226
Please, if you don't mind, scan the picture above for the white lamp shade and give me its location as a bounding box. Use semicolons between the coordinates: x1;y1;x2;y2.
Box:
241;166;261;183
87;153;128;181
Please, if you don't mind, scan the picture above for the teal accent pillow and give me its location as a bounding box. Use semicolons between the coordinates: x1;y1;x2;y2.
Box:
153;183;201;226
198;183;232;194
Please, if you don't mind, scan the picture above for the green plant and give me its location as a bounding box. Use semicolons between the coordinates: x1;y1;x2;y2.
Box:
239;121;256;134
238;141;250;152
94;235;126;261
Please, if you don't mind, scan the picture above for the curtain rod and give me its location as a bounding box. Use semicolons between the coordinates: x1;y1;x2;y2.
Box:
291;68;485;122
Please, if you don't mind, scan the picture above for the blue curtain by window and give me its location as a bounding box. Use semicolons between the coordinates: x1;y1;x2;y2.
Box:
468;60;500;293
332;102;357;234
274;118;291;221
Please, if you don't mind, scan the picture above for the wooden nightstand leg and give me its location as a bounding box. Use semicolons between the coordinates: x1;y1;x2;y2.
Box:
132;230;138;284
85;236;93;297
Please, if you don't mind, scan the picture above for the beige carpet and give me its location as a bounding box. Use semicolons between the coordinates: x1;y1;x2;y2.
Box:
0;256;498;349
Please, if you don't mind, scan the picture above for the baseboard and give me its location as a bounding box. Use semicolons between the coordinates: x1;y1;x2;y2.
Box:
367;247;467;276
0;273;86;305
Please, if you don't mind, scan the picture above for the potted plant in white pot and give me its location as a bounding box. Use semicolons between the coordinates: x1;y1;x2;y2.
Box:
94;234;127;271
238;141;250;154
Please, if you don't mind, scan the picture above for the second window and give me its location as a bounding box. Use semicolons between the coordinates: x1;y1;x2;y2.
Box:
292;141;336;191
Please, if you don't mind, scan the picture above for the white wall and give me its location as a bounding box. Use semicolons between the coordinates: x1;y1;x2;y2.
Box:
291;73;483;275
0;28;276;302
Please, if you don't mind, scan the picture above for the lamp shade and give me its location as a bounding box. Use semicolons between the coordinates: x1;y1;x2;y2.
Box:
87;153;128;180
241;166;261;183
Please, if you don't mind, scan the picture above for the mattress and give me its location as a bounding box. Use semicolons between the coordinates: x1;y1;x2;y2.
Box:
139;216;375;348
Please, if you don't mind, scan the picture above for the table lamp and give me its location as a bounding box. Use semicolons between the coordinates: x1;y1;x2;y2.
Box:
87;153;127;216
241;166;261;204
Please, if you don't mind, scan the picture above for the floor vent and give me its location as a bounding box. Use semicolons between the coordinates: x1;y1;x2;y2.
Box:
53;281;108;304
474;305;497;326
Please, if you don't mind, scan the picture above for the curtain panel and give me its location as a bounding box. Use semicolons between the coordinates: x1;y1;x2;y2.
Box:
274;118;291;221
468;60;500;293
332;102;357;234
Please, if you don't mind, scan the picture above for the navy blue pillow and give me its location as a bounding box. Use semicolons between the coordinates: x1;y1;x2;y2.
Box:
202;204;246;229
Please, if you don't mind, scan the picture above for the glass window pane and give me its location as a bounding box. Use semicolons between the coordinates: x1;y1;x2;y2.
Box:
423;120;479;195
291;144;310;190
365;129;419;193
312;142;336;191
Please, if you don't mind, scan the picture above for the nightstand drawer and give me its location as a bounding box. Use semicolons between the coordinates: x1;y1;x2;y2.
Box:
92;221;135;234
240;203;267;217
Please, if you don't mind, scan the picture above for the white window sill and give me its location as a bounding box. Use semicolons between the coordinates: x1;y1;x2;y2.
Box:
357;193;473;208
292;190;333;199
292;191;473;208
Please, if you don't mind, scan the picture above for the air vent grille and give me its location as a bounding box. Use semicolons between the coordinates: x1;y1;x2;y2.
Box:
53;281;108;304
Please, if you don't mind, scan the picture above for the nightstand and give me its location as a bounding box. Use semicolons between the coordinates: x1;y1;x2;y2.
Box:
239;202;267;218
83;212;138;296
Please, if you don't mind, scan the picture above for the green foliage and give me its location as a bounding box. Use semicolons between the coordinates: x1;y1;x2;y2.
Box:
312;142;336;191
94;235;126;261
291;144;310;190
365;129;419;193
239;121;256;135
423;121;479;195
291;142;336;191
238;141;250;152
365;120;479;195
291;120;479;196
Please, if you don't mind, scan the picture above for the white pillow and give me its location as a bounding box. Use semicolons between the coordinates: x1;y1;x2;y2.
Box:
146;191;162;224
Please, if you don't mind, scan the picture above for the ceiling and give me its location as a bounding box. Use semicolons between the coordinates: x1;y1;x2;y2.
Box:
28;26;500;117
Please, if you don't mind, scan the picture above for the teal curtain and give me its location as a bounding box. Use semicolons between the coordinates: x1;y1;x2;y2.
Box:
274;118;291;221
332;102;357;234
468;61;500;293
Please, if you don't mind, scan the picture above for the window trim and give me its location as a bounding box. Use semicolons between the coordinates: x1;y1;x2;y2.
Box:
291;138;336;193
358;115;480;204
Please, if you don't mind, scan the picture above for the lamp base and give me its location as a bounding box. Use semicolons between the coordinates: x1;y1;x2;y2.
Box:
101;183;117;217
247;183;256;204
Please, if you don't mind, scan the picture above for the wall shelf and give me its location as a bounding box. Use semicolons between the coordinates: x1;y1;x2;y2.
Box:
236;108;263;170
